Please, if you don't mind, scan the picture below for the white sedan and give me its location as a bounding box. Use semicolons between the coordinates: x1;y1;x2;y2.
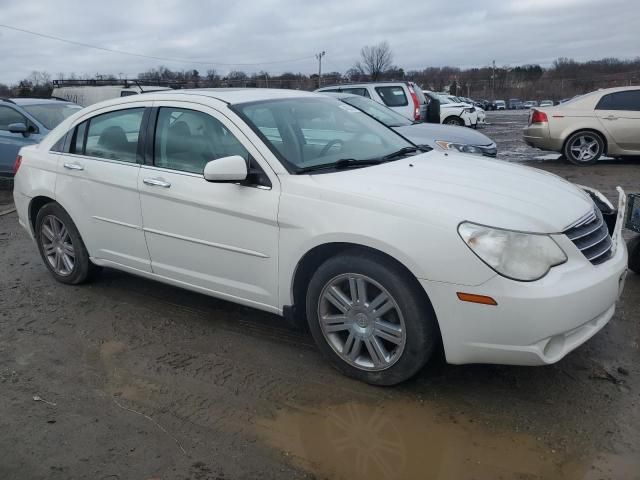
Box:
13;89;628;385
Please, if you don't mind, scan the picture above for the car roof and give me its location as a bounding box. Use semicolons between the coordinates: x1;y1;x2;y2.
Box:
318;81;412;90
4;98;76;106
152;88;318;105
318;91;358;100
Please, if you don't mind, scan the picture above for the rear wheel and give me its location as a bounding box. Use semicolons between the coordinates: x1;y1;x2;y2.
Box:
443;116;464;126
564;131;604;165
305;251;438;385
35;203;98;284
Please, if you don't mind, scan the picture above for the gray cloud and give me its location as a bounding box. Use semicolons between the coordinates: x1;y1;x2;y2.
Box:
0;0;638;84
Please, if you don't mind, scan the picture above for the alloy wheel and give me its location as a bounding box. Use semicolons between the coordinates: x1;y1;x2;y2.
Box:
40;214;75;276
569;134;600;162
318;273;406;371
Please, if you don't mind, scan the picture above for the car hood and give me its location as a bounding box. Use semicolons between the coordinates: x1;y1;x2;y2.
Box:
306;152;593;233
394;123;495;147
441;102;467;109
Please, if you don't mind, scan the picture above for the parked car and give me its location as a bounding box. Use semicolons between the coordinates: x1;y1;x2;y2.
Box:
508;99;524;110
14;89;628;385
523;101;539;108
52;80;171;107
626;193;640;273
523;86;640;165
315;82;427;122
0;98;82;177
539;100;554;107
449;96;487;126
423;91;478;127
321;92;497;156
494;100;506;110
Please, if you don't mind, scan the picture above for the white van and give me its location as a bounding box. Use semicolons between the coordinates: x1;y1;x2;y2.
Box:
51;83;171;107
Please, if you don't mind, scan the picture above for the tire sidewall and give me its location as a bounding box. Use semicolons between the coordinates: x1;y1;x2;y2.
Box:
305;251;437;386
564;131;604;166
35;203;92;284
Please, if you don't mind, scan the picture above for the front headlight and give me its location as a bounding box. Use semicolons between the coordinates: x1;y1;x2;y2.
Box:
435;140;484;155
458;222;567;281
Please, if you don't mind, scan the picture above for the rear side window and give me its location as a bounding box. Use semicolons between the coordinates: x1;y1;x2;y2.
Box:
375;86;408;107
596;90;640;111
0;106;26;131
154;107;249;174
84;108;144;162
342;88;371;98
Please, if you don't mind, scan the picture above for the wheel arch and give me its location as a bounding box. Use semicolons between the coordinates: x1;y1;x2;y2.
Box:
28;195;56;234
290;242;439;330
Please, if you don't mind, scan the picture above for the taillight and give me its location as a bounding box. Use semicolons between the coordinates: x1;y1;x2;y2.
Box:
408;85;421;121
13;155;22;174
531;110;548;124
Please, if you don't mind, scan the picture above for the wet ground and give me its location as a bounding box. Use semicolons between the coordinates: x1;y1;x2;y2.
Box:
1;112;639;479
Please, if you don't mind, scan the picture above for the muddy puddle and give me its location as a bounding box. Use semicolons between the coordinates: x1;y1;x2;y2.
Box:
257;400;639;480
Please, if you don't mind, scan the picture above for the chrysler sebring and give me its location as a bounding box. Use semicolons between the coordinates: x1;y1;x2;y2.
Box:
13;89;628;385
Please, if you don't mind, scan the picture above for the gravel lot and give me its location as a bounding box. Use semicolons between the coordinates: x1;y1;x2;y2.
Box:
1;111;639;480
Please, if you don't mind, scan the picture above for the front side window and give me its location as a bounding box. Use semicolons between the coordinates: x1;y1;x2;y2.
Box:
375;86;408;107
154;107;249;174
235;97;413;172
0;106;26;131
84;108;144;162
596;90;640;111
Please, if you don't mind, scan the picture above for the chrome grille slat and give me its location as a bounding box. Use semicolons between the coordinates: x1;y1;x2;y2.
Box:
564;208;613;265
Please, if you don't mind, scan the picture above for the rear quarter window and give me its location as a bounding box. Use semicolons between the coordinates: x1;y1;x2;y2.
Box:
375;86;408;107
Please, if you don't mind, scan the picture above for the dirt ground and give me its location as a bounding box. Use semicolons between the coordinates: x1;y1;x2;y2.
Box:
1;111;639;480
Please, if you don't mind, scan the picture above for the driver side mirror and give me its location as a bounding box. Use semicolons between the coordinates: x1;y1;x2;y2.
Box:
203;155;248;182
8;122;30;137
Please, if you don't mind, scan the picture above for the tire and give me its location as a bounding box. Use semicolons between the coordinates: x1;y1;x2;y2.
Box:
35;202;98;284
443;116;464;126
305;251;438;386
563;131;605;166
628;236;640;274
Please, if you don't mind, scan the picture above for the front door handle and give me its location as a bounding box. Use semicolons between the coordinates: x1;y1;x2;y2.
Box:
63;162;84;171
143;178;171;188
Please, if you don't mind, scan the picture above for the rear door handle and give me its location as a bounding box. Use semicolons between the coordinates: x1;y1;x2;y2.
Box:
143;178;171;188
603;115;618;121
63;162;84;171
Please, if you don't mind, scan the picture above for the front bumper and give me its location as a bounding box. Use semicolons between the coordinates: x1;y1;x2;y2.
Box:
421;232;628;366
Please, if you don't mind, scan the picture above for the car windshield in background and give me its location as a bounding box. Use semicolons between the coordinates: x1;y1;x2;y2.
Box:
22;103;82;129
235;98;414;173
437;95;452;104
341;95;413;128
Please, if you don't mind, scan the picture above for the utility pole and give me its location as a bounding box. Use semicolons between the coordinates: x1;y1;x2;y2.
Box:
316;51;326;88
491;60;495;100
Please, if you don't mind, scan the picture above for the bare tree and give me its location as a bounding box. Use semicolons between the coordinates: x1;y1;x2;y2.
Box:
355;41;393;81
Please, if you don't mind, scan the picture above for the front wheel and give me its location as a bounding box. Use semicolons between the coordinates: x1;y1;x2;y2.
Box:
564;131;604;165
443;116;464;126
305;251;438;385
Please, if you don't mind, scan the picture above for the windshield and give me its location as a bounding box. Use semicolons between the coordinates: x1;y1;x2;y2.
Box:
341;96;413;128
22;103;82;129
234;97;414;173
437;95;452;104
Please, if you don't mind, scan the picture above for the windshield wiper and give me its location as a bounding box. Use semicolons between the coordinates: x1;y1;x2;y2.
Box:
382;146;429;160
296;158;384;174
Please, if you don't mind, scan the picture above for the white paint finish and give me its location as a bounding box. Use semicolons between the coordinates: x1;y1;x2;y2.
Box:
55;156;152;271
14;89;630;370
139;99;280;307
203;155;248;182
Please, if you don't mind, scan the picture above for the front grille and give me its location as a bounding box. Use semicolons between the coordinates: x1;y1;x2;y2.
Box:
564;208;613;265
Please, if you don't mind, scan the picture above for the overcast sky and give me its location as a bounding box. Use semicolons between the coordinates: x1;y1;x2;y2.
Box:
0;0;638;84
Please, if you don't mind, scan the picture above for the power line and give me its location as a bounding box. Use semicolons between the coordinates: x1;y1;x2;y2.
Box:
0;23;315;67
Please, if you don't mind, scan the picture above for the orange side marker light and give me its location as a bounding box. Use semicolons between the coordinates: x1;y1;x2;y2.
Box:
456;292;498;306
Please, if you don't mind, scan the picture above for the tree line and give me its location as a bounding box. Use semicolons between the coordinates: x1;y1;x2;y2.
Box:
2;42;639;101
